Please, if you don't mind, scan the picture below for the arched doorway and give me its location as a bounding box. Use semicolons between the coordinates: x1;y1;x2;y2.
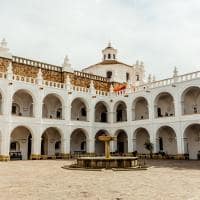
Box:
115;130;128;154
41;127;61;156
133;97;149;120
42;94;63;119
182;87;200;115
114;101;127;122
156;126;177;155
95;130;109;156
184;124;200;159
95;101;108;122
12;90;34;117
154;92;174;118
10;126;32;160
70;129;87;154
134;128;150;154
71;98;88;121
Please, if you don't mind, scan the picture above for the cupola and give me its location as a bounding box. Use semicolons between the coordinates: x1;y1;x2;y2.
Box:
102;42;117;61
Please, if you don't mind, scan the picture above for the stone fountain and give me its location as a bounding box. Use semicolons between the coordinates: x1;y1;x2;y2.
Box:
64;134;145;170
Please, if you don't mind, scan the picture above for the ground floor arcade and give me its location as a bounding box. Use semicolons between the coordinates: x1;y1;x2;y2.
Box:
0;123;199;160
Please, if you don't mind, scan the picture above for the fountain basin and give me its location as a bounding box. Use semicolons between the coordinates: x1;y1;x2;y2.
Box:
76;156;138;169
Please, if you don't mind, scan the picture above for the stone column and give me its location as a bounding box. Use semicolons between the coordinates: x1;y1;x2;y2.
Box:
108;111;114;123
87;138;95;154
0;131;10;161
31;132;42;160
132;138;137;152
128;137;133;153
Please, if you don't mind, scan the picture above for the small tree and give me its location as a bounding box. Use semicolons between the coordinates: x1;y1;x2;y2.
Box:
144;141;154;159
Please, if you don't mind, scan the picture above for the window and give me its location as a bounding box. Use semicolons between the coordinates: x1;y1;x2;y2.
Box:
106;71;112;79
108;54;111;59
55;141;61;149
10;142;17;151
56;108;62;119
126;73;130;81
136;74;140;81
81;108;86;116
113;54;115;59
12;105;17;114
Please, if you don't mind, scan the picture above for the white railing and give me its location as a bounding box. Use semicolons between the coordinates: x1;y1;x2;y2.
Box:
12;74;36;84
72;86;89;93
12;56;62;72
96;90;109;96
134;71;200;92
43;80;64;89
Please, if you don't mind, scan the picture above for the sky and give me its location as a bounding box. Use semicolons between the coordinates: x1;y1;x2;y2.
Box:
0;0;200;79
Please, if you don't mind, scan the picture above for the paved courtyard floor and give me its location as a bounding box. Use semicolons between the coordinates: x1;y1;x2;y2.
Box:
0;159;199;200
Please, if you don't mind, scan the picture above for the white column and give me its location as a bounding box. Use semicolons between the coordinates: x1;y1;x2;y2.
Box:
1;131;10;157
177;137;185;154
108;111;114;123
128;137;133;153
31;132;41;156
35;90;43;119
87;138;95;153
61;138;70;154
132;138;137;151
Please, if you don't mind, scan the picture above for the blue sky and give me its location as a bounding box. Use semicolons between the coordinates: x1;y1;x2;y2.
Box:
0;0;200;79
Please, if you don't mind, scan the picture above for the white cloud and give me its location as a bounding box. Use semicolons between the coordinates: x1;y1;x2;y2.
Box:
0;0;200;79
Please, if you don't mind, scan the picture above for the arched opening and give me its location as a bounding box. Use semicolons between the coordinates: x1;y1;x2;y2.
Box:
134;128;150;154
95;101;108;123
10;126;32;160
70;129;87;155
182;87;200;115
114;101;127;122
154;92;174;118
115;130;128;154
42;94;63;119
133;97;149;120
95;130;109;156
184;124;200;159
0;93;2;114
156;126;177;155
12;90;34;117
41;127;61;156
71;98;88;121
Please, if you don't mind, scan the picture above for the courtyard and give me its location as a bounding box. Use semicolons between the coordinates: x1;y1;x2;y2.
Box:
0;160;199;200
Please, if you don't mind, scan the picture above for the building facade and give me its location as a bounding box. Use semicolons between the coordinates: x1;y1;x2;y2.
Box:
0;39;200;161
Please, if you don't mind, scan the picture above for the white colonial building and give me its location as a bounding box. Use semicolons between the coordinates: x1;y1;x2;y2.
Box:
0;39;199;161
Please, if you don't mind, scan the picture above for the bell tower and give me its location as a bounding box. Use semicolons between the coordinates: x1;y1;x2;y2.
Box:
102;42;117;61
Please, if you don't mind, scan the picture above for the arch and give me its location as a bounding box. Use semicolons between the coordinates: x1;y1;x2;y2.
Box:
156;126;177;155
10;126;33;160
41;127;62;156
154;92;175;118
95;130;109;156
70;128;88;154
113;101;127;122
184;124;200;159
71;97;88;121
181;86;200;115
132;97;149;120
133;128;150;154
95;101;109;123
12;89;35;117
42;93;63;119
114;130;128;154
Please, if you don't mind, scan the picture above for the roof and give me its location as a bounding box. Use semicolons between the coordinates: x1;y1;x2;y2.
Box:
83;60;132;70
